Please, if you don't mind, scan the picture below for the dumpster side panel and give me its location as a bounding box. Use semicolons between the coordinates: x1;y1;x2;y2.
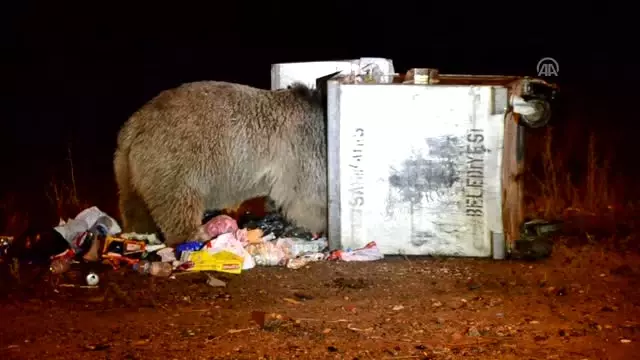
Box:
327;80;343;251
328;84;505;257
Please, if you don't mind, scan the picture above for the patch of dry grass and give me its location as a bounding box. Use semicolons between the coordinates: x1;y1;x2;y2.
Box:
525;126;638;247
526;127;619;218
46;145;84;221
1;144;93;236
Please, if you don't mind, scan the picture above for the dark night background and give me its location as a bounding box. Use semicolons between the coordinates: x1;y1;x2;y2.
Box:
1;5;637;230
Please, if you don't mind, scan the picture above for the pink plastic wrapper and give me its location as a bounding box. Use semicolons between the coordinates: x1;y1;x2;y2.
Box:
201;215;239;240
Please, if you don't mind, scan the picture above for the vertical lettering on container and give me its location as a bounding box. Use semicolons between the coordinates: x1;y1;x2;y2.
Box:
349;128;365;232
465;129;484;217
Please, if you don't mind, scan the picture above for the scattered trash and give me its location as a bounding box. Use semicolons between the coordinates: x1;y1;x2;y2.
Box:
247;241;287;266
181;250;244;274
0;236;13;257
120;232;161;243
203;232;255;270
1;200;384;291
206;274;227;287
49;252;75;274
522;219;563;237
328;242;384;262
156;247;177;262
241;212;316;240
199;214;239;240
287;252;325;269
133;260;173;277
509;219;561;261
232;228;262;244
278;237;328;258
241;213;288;238
54;206;121;247
175;241;203;256
85;272;100;286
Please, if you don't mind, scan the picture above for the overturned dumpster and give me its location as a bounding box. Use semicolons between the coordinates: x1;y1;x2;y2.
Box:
272;60;558;259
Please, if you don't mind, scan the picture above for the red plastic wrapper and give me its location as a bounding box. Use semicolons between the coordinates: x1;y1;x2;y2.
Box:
201;215;239;240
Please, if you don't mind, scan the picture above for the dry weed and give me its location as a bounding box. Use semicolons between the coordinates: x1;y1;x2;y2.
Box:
45;143;91;222
524;125;639;248
528;127;623;219
2;143;92;236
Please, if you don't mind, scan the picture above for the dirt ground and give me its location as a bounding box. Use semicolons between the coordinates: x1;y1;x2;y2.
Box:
0;238;639;360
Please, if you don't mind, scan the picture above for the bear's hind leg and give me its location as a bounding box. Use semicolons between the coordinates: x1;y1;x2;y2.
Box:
119;189;159;235
146;185;205;247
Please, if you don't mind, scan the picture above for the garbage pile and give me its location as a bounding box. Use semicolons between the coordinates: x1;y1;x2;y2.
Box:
1;203;383;285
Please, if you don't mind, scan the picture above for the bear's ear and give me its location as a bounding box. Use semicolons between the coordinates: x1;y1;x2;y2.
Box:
315;71;342;109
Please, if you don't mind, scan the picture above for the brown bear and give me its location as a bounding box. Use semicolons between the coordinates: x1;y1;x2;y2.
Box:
114;81;327;247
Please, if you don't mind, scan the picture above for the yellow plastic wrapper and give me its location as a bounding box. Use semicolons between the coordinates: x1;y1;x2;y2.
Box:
185;250;244;274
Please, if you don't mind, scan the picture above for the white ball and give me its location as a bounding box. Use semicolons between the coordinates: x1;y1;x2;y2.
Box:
86;272;100;286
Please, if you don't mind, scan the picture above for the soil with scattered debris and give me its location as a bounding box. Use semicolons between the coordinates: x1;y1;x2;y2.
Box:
0;239;639;360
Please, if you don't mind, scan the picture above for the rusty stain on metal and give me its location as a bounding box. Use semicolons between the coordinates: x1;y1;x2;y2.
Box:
501;112;526;250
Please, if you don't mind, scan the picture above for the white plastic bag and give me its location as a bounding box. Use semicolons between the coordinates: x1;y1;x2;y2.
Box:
204;232;255;270
54;206;122;243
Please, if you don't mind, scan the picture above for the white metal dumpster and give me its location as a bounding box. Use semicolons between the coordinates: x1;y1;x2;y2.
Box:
268;60;556;259
326;80;510;258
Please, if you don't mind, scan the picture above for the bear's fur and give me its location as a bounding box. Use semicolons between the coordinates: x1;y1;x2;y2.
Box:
114;81;327;246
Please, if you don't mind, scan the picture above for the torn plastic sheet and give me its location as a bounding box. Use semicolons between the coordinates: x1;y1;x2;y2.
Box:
54;206;121;245
328;241;384;262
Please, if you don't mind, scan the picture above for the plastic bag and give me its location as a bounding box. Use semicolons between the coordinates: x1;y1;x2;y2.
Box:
328;241;383;262
199;215;238;241
204;232;255;270
246;242;287;266
54;206;121;244
286;252;326;269
242;212;288;238
276;237;328;258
